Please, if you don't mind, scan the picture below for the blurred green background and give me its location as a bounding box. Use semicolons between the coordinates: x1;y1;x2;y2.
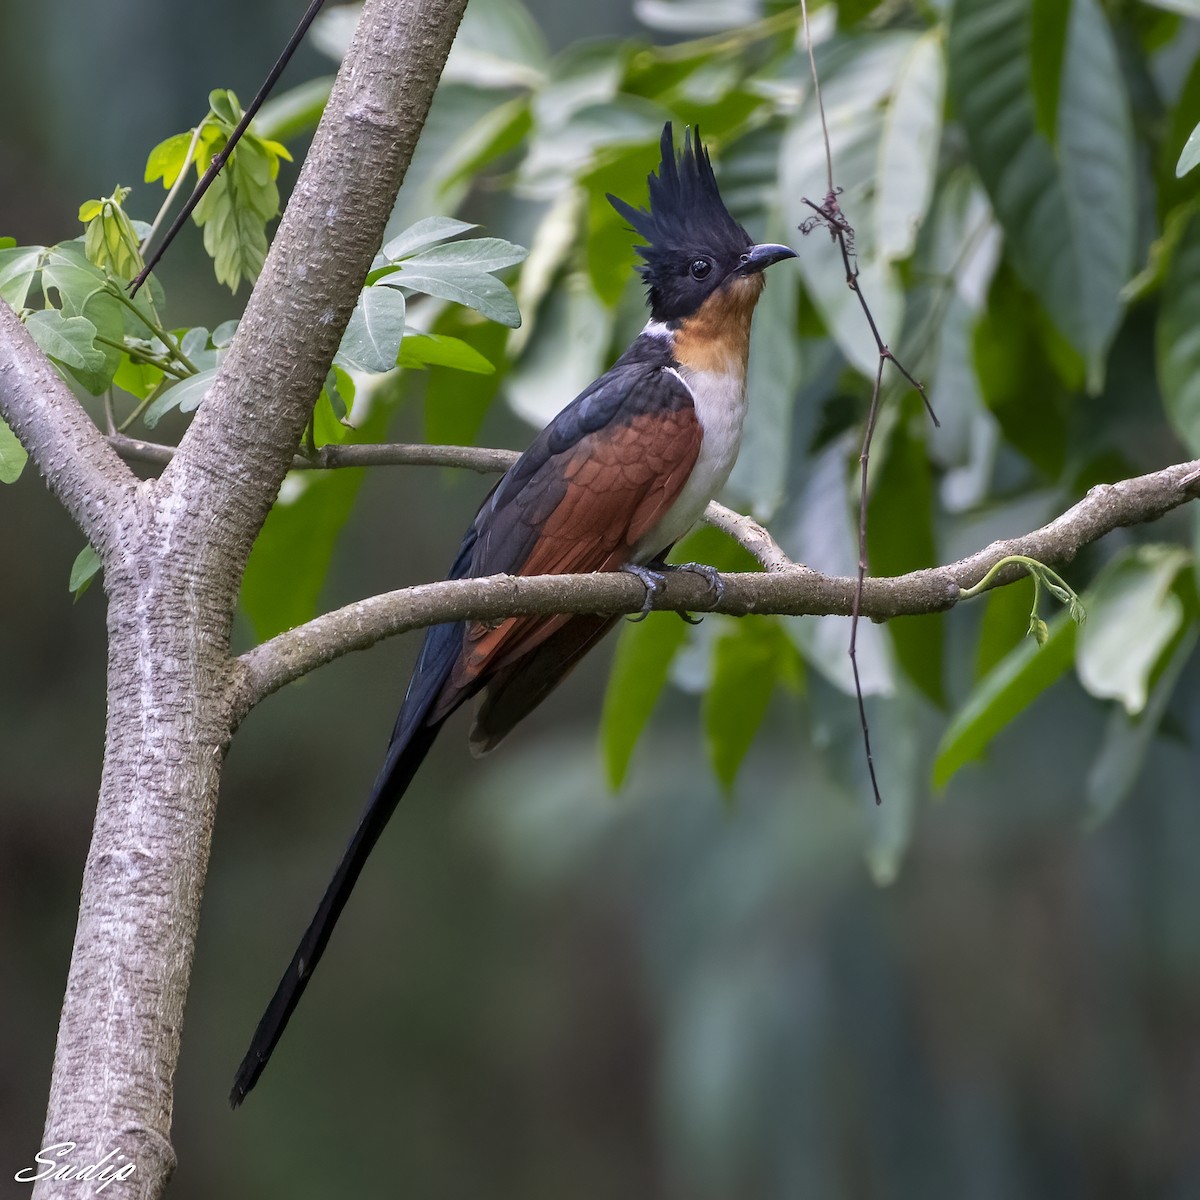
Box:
3;0;1200;1197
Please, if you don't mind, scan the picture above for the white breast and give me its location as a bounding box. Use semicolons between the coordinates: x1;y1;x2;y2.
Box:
632;363;748;561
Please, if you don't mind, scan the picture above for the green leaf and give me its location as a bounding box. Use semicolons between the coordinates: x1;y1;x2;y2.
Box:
600;613;691;789
973;267;1070;477
1086;626;1197;828
933;611;1076;790
1121;199;1198;304
1029;0;1069;142
875;28;945;262
339;286;406;373
0;245;45;308
581;147;646;305
519;98;662;194
0;236;14;250
1157;211;1200;455
948;0;1136;379
397;237;527;274
312;387;351;447
189;121;283;293
212;319;239;348
71;290;125;394
145;131;198;188
144;367;218;428
244;131;292;169
1176;120;1200;178
24;310;104;372
209;87;240;126
112;356;164;400
398;332;496;373
781;34;913;375
382;267;522;328
1075;545;1190;715
441;0;549;89
40;243;109;313
785;436;894;697
119;274;168;339
323;364;356;423
703;618;791;795
381;217;480;262
39;244;138;389
69;544;102;600
635;0;760;30
79;186;141;280
180;326;210;359
0;416;28;483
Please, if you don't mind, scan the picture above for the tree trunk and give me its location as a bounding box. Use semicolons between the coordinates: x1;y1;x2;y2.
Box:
34;501;239;1197
12;1;470;1194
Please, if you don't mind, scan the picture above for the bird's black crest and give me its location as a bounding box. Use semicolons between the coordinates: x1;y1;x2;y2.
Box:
607;124;752;320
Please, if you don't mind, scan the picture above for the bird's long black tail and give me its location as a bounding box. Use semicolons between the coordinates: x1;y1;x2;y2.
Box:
229;607;474;1107
229;716;444;1106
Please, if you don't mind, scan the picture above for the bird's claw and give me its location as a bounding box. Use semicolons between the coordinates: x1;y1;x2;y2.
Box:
622;563;667;621
671;561;726;606
622;561;725;624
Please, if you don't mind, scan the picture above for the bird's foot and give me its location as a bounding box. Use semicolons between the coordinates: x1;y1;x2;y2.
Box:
622;561;725;624
622;563;667;622
669;562;726;604
666;561;725;623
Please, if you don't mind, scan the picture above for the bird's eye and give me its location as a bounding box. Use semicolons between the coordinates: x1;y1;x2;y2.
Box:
689;258;712;280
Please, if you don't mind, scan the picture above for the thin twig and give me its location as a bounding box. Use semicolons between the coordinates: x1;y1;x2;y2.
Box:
850;355;888;804
705;501;796;572
109;433;517;473
106;432;794;569
795;2;937;806
798;0;834;195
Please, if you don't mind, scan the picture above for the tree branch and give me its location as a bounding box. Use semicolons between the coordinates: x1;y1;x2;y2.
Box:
108;431;517;474
107;434;794;567
232;458;1200;718
705;500;795;572
0;304;136;551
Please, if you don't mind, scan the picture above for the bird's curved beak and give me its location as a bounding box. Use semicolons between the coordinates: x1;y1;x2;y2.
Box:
736;243;798;275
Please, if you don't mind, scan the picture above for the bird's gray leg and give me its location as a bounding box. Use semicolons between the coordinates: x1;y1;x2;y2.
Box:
621;560;725;624
621;563;667;622
667;562;726;606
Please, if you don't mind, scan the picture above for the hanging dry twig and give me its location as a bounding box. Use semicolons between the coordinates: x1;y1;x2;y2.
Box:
795;0;938;805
